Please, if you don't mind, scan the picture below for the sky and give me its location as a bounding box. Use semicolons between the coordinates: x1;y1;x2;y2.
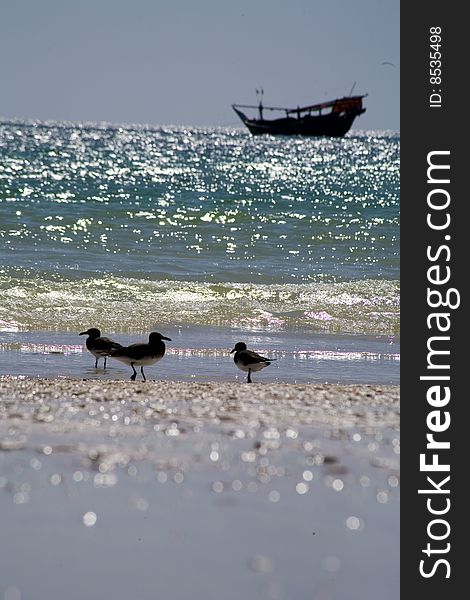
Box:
0;0;399;130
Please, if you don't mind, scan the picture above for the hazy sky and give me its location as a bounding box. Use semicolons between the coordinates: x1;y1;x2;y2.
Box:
1;0;399;130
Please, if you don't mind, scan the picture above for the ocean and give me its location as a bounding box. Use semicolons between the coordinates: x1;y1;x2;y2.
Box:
0;120;399;383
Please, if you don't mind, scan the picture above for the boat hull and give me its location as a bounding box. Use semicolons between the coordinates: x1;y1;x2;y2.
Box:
232;100;366;138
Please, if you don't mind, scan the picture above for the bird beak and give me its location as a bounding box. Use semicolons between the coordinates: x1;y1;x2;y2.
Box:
162;336;172;341
79;331;87;336
230;348;236;353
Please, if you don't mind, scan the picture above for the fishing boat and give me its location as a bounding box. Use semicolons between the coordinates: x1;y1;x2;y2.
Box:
232;94;367;137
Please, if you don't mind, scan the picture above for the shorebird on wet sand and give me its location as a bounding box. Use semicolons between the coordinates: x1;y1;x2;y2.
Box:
230;342;275;383
79;328;123;369
110;332;171;381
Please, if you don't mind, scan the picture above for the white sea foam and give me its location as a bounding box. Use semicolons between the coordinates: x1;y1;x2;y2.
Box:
0;273;399;335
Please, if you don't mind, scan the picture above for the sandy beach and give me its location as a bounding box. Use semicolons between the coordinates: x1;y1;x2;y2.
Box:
1;378;399;600
0;378;400;430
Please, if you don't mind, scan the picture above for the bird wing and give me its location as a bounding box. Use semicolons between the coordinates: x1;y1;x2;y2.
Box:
111;343;155;360
94;337;122;352
238;350;271;366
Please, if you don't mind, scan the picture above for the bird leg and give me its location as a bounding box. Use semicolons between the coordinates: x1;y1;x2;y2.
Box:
130;363;137;381
94;358;98;369
247;369;252;383
141;366;147;382
104;357;107;369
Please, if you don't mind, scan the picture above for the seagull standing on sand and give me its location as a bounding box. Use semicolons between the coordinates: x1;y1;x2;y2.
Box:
110;332;171;381
79;328;123;369
230;342;275;383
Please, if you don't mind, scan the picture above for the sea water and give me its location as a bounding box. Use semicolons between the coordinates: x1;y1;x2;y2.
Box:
0;121;399;383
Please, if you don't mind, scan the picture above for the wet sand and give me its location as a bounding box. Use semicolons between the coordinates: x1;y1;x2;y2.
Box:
0;378;399;600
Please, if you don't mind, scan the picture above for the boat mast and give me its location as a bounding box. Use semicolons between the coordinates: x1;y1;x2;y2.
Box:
256;88;264;120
